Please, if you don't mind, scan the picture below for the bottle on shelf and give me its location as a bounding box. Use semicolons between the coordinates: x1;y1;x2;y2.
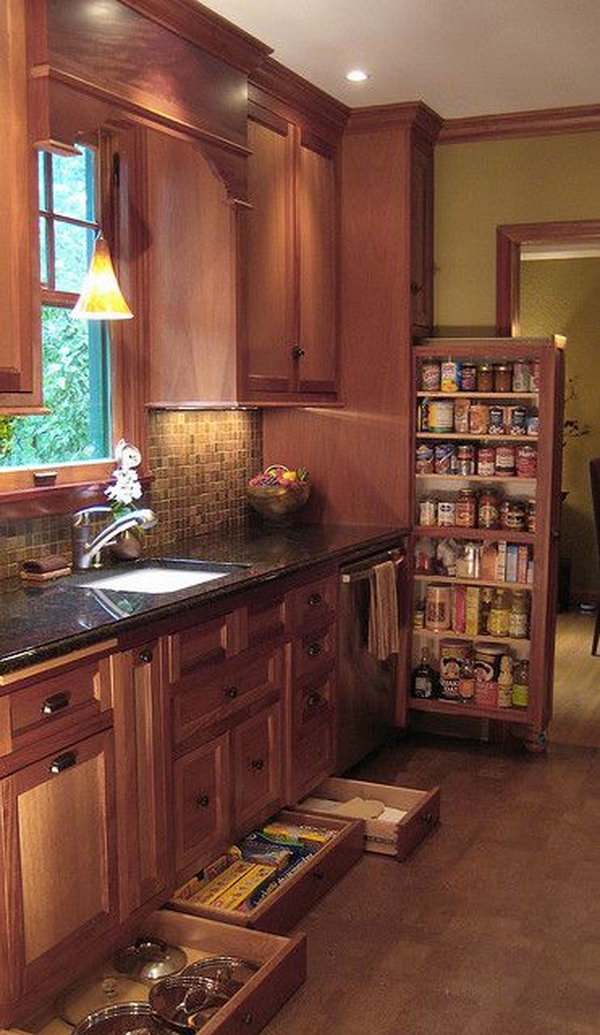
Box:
509;590;529;639
489;588;510;637
457;652;476;703
512;659;530;708
480;587;495;634
411;647;437;699
497;654;514;708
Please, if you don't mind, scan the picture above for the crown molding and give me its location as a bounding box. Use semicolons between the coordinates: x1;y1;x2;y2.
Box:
249;57;350;143
439;102;600;143
345;102;443;140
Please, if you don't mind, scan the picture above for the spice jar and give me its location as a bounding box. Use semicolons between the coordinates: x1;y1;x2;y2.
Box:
478;489;500;529
455;488;477;527
493;363;513;393
477;364;494;392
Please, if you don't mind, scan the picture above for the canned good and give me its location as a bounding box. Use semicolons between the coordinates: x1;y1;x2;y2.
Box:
418;496;437;526
460;364;477;391
526;411;539;437
495;443;516;476
441;361;460;392
454;397;471;434
500;498;527;530
416;444;434;474
516;444;537;478
478;489;500;529
421;360;441;391
509;406;527;435
488;405;506;434
434;442;456;475
425;584;452;631
437;500;456;527
428;399;455;433
469;403;489;435
527;499;536;533
455;488;477;527
493;364;512;393
477;446;496;477
477;364;494;393
456;443;476;476
439;639;470;700
473;643;504;708
512;361;531;392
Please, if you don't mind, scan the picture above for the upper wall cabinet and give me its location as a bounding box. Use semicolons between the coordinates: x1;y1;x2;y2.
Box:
410;135;435;338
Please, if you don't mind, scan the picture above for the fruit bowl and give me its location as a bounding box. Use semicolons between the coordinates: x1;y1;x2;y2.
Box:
246;465;310;524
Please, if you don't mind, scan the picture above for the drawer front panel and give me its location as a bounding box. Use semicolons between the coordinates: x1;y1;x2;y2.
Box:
174;734;231;879
285;574;337;633
288;721;334;804
232;702;282;833
292;625;335;680
246;594;285;650
293;670;335;733
169;615;229;682
4;662;103;755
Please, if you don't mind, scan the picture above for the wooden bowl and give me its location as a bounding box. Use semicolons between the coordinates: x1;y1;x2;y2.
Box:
246;482;310;524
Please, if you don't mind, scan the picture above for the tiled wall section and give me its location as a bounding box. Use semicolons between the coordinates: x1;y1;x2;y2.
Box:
0;410;262;580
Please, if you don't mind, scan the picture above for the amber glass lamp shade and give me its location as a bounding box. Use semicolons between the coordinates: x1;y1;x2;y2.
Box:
71;233;133;320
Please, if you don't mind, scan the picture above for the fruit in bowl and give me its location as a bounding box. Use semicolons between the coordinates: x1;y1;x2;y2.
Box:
247;465;310;523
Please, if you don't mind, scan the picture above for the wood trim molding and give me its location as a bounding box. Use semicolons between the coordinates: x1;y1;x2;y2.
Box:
440;103;600;143
346;101;443;140
496;219;600;335
249;58;349;145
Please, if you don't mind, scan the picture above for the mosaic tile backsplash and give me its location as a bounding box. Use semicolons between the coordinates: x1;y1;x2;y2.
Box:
0;409;262;581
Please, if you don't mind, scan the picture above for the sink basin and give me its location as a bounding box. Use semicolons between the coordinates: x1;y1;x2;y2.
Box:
80;560;249;595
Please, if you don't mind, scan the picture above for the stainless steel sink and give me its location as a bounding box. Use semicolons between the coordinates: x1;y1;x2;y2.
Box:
80;559;249;595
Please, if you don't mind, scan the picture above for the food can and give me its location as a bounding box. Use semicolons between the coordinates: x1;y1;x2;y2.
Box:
495;443;516;476
516;444;537;478
460;363;477;391
456;444;476;476
512;360;531;392
488;405;506;434
493;364;512;393
477;364;494;393
434;442;457;475
473;643;504;707
418;496;437;526
477;445;496;477
428;399;455;433
421;360;441;391
500;498;527;530
478;489;500;529
439;639;470;700
469;403;489;435
454;397;471;434
526;411;539;437
437;500;456;527
425;584;451;631
455;488;477;527
509;405;527;435
441;361;460;393
416;444;435;474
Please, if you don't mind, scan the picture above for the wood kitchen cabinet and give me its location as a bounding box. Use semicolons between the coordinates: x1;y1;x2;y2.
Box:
410;136;435;338
173;732;231;879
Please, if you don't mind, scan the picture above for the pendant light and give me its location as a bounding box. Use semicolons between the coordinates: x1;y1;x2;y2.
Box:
71;232;133;321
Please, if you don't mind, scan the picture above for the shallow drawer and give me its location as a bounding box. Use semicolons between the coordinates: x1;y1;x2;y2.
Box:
285;573;337;633
299;776;440;860
15;910;306;1035
291;625;336;681
168;809;363;935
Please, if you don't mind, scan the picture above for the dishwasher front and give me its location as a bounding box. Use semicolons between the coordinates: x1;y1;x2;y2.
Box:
336;545;404;772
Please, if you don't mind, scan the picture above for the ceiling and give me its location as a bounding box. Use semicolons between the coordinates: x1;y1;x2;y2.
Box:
199;0;600;118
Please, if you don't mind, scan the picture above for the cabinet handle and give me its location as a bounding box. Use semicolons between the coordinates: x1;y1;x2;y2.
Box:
224;686;238;699
195;793;210;808
138;648;154;664
307;642;322;658
312;869;325;880
291;345;305;359
41;691;70;716
49;750;77;774
250;757;265;771
410;281;423;295
308;593;322;607
307;692;322;709
242;1013;254;1026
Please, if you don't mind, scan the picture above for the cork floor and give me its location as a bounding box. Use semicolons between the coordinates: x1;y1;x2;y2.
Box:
264;611;600;1034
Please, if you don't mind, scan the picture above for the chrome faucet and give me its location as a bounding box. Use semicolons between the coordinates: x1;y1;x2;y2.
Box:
71;505;157;570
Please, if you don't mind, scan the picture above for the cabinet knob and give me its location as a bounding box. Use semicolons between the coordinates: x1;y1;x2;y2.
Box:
242;1013;254;1026
291;345;306;359
250;757;265;771
41;691;70;716
312;869;325;881
49;750;77;774
307;691;322;709
195;793;210;808
307;642;322;658
138;648;154;664
308;593;322;607
410;281;423;295
224;686;238;699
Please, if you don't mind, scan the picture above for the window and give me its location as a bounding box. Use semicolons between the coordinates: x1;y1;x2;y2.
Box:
0;146;112;469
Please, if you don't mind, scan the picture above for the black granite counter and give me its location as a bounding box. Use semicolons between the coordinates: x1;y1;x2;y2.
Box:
0;523;406;675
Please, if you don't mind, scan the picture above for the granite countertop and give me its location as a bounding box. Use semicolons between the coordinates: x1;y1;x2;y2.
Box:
0;523;407;675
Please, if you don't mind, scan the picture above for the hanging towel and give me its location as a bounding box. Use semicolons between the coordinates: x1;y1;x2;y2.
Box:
368;560;400;661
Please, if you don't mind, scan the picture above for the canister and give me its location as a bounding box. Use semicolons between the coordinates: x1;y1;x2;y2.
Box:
473;642;504;707
425;584;452;631
428;399;455;433
421;360;441;391
439;638;470;700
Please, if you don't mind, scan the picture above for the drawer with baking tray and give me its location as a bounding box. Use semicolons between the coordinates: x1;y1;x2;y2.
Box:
168;809;363;934
299;776;440;860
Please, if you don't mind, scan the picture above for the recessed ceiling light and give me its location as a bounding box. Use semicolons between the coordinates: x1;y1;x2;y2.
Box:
345;69;370;83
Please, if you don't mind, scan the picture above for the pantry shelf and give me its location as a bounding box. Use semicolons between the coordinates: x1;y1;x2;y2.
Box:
409;697;530;724
412;628;531;648
416;391;538;400
413;526;535;543
415;433;538;443
415;474;537;484
414;574;532;590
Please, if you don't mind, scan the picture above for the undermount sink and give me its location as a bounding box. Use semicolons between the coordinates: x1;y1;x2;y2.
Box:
80;559;249;595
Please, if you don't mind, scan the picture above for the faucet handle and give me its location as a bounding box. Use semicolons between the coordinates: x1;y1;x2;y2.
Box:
72;505;113;527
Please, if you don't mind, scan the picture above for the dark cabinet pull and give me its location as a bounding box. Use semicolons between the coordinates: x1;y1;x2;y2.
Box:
307;643;322;658
308;593;322;607
410;281;423;295
243;1013;254;1026
138;648;154;664
291;345;305;359
307;692;322;709
49;751;77;774
41;691;70;716
195;793;210;808
250;757;265;771
312;869;325;880
224;686;238;699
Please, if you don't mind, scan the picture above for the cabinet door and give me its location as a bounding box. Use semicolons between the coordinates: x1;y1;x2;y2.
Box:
0;729;119;1007
110;644;170;919
410;139;434;337
232;701;282;833
173;733;231;882
297;141;338;396
244;117;295;396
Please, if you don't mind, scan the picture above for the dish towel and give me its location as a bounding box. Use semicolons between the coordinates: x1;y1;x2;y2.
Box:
368;560;400;661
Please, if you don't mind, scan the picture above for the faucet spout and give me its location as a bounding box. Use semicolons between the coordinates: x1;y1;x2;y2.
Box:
72;506;157;570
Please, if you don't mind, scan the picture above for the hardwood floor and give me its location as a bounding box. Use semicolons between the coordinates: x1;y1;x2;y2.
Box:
263;611;600;1034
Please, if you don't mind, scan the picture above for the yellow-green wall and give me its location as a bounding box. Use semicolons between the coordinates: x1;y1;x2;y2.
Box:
520;257;600;598
434;133;600;329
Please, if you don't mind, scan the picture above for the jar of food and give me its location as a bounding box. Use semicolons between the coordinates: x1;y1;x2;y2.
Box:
526;499;536;533
497;655;514;708
495;443;516;476
454;397;471;434
438;639;470;700
418;496;438;526
488;588;510;637
457;653;476;702
494;363;513;393
441;360;460;393
455;488;477;526
488;405;506;435
512;658;530;708
456;444;476;476
434;442;456;475
421;360;441;391
437;499;456;527
477;445;496;477
460;363;478;391
500;498;526;530
516;444;537;478
473;642;504;707
478;489;500;529
469;403;489;435
512;360;531;392
425;584;452;631
477;364;494;393
509;591;529;638
428;398;455;433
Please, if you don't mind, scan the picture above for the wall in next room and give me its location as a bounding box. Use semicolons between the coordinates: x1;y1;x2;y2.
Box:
0;410;262;581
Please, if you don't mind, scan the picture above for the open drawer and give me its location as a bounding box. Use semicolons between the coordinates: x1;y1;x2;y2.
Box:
299;777;440;860
168;809;363;934
15;910;306;1035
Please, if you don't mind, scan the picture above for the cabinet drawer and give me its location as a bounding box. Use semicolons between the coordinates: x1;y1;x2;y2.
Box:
168;614;230;681
173;734;231;880
0;660;106;757
293;669;335;733
232;701;282;835
173;648;284;752
168;809;363;934
285;573;337;633
288;722;334;804
299;776;440;860
291;624;335;680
